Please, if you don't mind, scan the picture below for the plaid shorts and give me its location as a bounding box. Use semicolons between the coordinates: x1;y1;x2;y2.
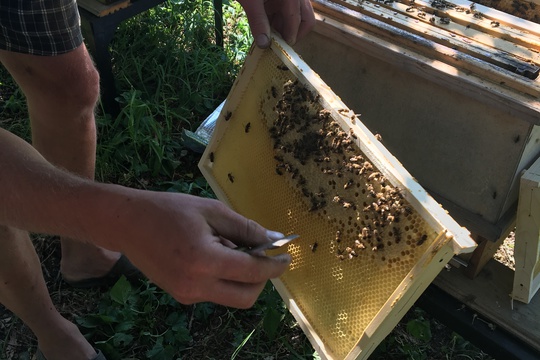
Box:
0;0;83;56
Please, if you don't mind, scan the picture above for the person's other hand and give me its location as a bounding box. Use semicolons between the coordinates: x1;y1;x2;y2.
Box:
0;127;290;309
238;0;315;48
114;191;291;309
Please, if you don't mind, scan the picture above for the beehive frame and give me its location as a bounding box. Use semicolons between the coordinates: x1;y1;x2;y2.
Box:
199;35;476;360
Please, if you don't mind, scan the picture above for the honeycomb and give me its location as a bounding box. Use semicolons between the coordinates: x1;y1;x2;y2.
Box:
199;38;474;360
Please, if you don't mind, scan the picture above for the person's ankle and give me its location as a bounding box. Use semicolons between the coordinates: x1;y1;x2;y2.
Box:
60;243;121;282
37;318;97;360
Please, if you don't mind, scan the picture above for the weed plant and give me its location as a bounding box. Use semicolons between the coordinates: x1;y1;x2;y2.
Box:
95;0;246;187
0;0;495;359
0;67;29;141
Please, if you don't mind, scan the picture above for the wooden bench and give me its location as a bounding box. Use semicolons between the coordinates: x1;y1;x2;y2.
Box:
77;0;224;114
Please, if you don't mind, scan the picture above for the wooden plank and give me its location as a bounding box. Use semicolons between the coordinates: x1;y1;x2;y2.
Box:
310;8;540;123
500;125;540;220
513;156;540;303
366;0;540;79
403;0;540;54
464;235;504;278
335;0;540;50
338;0;540;65
427;0;540;35
313;0;540;91
434;258;540;352
77;0;130;17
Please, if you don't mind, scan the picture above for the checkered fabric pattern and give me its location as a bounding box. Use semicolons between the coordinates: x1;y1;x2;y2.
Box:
0;0;83;56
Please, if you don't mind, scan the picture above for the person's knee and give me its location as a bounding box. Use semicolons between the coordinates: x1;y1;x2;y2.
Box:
79;65;100;110
60;62;100;113
25;62;100;134
3;47;101;114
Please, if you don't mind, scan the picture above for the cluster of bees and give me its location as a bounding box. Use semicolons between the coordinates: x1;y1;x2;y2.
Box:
507;0;538;22
265;77;430;262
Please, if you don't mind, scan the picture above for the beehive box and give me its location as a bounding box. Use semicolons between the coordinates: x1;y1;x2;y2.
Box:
296;0;540;244
198;36;475;359
281;0;540;352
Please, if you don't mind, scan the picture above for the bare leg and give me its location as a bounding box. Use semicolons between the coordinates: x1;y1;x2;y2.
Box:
0;225;97;360
0;45;121;282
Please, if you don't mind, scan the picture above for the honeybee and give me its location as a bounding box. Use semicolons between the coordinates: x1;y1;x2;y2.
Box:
355;239;366;249
335;230;342;243
440;17;451;24
368;172;381;181
417;234;428;246
473;12;483;19
361;227;370;239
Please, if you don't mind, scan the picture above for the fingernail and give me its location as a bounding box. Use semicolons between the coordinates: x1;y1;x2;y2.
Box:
266;230;285;240
274;253;292;264
256;34;270;48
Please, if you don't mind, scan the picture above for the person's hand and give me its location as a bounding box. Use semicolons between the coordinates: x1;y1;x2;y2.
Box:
108;190;291;309
237;0;315;48
0;127;290;309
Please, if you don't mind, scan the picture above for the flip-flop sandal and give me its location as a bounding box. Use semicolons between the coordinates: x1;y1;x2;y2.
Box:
36;348;107;360
63;254;145;289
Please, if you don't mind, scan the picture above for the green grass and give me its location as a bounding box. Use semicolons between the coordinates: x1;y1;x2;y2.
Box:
0;0;495;359
95;0;243;187
75;278;315;359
